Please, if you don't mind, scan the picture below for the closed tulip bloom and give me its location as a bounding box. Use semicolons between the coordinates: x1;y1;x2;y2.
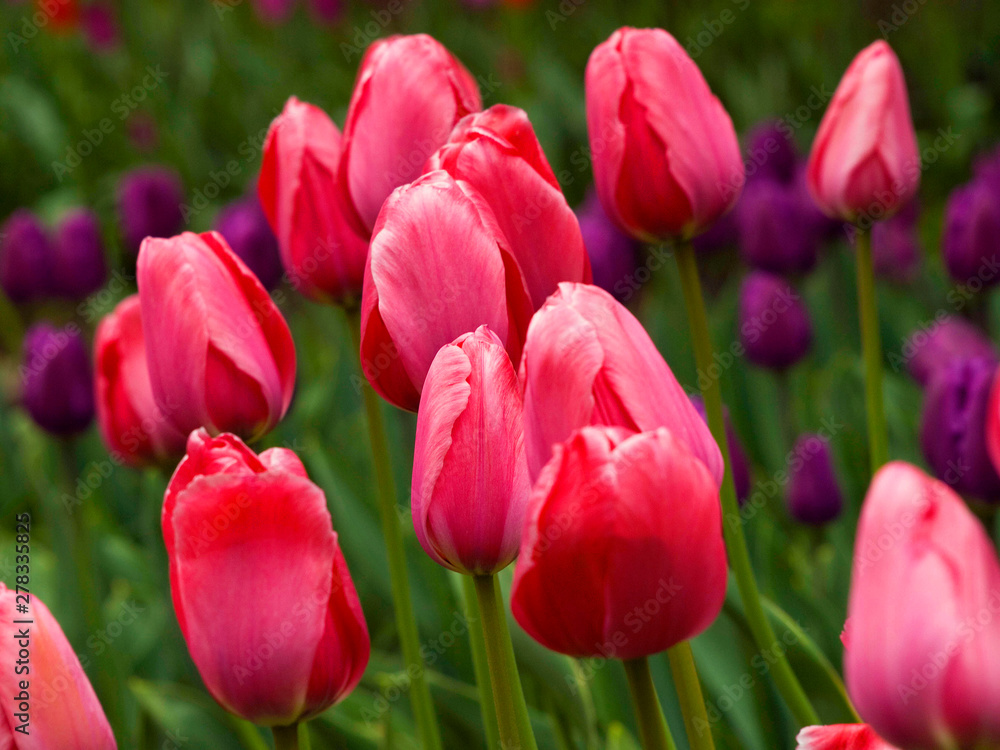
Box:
117;166;185;254
137;231;296;441
846;461;1000;749
0;585;116;749
259;97;368;301
95;295;186;467
340;34;481;234
691;396;751;502
745;121;798;184
164;430;369;725
786;434;843;525
52;209;108;298
807;41;919;222
215;194;284;292
511;426;727;658
737;176;821;274
796;725;900;750
576;190;641;302
428;105;591;307
942;177;1000;287
359;171;534;411
738;272;812;370
1;209;52;303
921;357;1000;501
907;317;997;388
585;27;743;241
21;323;94;435
519;282;722;485
412;326;529;574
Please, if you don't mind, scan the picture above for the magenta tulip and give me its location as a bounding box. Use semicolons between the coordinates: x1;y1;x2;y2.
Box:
163;430;369;726
796;725;900;750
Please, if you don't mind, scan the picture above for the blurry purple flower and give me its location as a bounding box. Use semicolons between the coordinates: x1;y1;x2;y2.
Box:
871;214;921;284
82;2;119;52
21;323;94;436
737;175;821;274
117;166;185;254
252;0;296;23
52;209;107;299
738;271;812;370
691;395;752;503
906;316;997;388
1;210;52;303
692;207;739;252
786;434;843;525
943;176;1000;287
744;121;797;184
306;0;342;21
576;191;641;302
214;194;284;291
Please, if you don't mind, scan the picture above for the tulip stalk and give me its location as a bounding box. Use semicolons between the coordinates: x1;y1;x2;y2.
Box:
854;229;889;473
666;642;715;750
622;657;677;750
271;724;304;750
459;574;501;750
472;574;538;750
674;240;820;727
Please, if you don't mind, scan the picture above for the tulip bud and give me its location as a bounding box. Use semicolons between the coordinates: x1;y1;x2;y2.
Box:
259;97;369;301
52;209;108;299
340;34;481;234
738;272;812;370
519;282;722;485
691;396;751;503
0;585;117;749
215;194;284;292
737;176;821;274
907;316;997;388
585;27;743;241
428;104;591;307
576;190;642;302
20;323;94;435
137;231;296;441
785;434;843;525
745;121;798;184
942;176;1000;287
796;725;900;750
117;166;185;254
1;209;52;303
412;326;529;574
921;356;1000;501
95;295;186;467
807;41;919;223
359;171;534;411
511;425;727;658
164;430;369;725
846;461;1000;749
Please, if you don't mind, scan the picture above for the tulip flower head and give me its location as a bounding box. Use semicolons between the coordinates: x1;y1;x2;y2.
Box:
738;272;813;371
907;316;997;389
796;724;900;750
52;209;108;299
942;175;1000;288
1;209;52;303
116;166;185;254
785;434;843;525
21;323;95;436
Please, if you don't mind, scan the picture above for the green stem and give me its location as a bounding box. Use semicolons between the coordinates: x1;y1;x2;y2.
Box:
271;724;299;750
666;642;715;750
472;574;538;750
346;312;443;750
674;241;820;728
854;229;889;473
460;574;500;750
622;658;677;750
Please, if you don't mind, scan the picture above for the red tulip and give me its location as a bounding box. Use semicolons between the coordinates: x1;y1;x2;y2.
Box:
137;231;296;441
339;34;481;234
163;430;369;726
511;425;726;659
0;585;116;748
807;41;919;223
796;725;900;750
259;97;369;302
846;461;1000;749
427;104;591;307
987;365;1000;477
412;326;529;574
519;282;723;485
94;295;186;467
359;170;534;411
585;27;744;241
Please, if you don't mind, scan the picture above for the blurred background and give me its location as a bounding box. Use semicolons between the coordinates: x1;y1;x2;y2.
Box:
2;0;1000;747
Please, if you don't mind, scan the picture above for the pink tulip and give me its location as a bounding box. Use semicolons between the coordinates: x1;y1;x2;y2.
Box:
585;27;744;241
0;585;116;748
511;425;726;658
412;326;529;574
163;429;370;726
359;170;534;411
846;461;1000;749
94;295;186;467
987;366;1000;476
339;34;481;234
796;725;900;750
519;282;723;485
807;41;920;223
427;104;591;307
259;97;369;302
137;231;296;442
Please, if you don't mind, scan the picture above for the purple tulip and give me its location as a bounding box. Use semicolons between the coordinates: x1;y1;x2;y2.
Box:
691;396;752;503
576;191;641;302
738;271;812;370
943;177;1000;287
921;356;1000;501
786;434;843;525
52;209;107;299
871;214;921;284
21;323;94;436
82;3;119;52
214;195;284;291
905;316;997;388
744;121;798;184
692;207;739;252
1;210;52;302
117;166;185;254
736;174;823;274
